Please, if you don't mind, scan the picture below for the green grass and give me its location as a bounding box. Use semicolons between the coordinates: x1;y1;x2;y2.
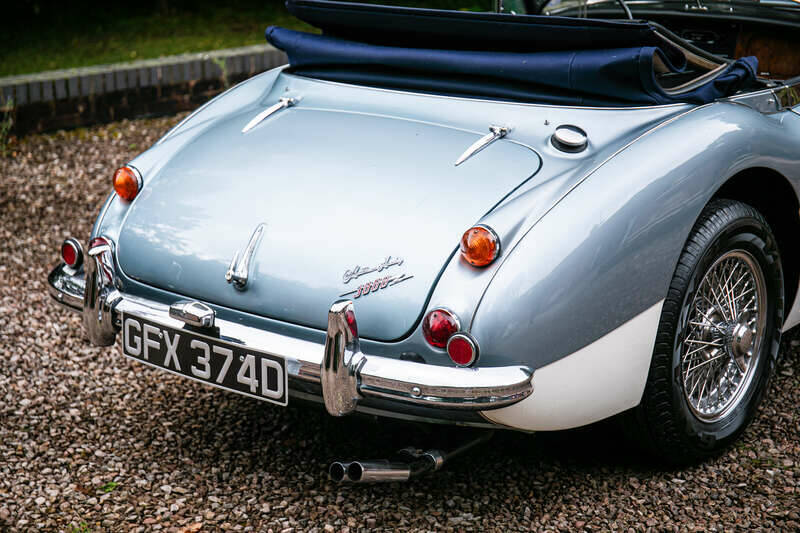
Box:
0;1;489;77
67;523;91;533
0;4;312;77
100;481;119;493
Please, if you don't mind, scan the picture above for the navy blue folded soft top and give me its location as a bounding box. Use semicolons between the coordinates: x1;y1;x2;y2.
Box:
268;1;758;106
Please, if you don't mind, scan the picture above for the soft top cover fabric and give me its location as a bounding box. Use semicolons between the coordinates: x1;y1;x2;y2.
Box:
286;0;684;63
269;1;757;106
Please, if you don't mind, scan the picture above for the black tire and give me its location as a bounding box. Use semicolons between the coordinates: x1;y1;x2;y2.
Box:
627;199;784;465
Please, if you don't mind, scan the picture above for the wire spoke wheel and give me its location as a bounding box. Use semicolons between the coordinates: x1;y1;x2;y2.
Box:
680;250;767;422
630;200;782;464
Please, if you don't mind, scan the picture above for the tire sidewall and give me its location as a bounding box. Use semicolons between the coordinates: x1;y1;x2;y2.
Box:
670;214;783;452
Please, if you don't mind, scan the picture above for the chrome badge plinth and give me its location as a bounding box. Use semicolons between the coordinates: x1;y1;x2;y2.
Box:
340;256;413;298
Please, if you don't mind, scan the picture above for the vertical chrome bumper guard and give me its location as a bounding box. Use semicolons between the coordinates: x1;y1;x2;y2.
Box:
322;300;367;416
82;238;121;346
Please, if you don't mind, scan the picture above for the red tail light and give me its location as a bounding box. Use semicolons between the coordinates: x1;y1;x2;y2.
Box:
89;236;110;249
113;166;142;202
422;308;460;348
345;308;358;338
61;238;83;268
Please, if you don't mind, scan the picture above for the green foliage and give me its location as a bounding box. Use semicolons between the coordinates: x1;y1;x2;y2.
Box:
100;481;119;493
67;522;91;533
0;4;313;77
211;57;230;89
0;1;490;77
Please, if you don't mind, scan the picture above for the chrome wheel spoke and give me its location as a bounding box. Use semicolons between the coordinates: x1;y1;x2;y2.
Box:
679;251;767;422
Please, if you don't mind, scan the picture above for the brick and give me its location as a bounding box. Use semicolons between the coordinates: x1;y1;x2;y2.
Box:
54;78;67;100
166;64;176;85
42;80;54;101
104;71;115;93
115;70;127;91
178;61;190;83
13;83;27;105
29;81;42;103
67;76;79;98
252;52;263;74
168;63;181;84
224;56;239;76
265;50;285;69
189;60;202;81
79;75;91;97
157;64;169;85
151;66;162;87
81;73;103;96
202;58;212;80
1;85;12;106
138;67;151;87
127;68;138;89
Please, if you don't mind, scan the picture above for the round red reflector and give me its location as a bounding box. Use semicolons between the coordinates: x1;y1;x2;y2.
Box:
113;166;141;202
61;238;82;268
447;333;479;367
422;308;460;349
460;225;500;267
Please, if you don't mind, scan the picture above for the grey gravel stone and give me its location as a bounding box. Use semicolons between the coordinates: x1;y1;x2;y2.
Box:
0;114;798;532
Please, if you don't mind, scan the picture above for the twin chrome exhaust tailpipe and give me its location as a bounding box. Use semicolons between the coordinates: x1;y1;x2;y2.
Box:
329;431;493;483
329;460;412;483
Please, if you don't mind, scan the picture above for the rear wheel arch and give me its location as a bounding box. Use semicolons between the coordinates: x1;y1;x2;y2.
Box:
627;199;783;463
711;167;800;319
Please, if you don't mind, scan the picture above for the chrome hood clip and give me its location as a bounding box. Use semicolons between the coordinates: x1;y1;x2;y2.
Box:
241;96;298;133
454;125;510;166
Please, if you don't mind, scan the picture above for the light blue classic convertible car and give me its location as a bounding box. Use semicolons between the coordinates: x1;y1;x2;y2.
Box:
49;0;799;480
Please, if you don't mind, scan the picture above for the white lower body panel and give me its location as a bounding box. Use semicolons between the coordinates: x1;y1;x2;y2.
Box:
481;300;664;431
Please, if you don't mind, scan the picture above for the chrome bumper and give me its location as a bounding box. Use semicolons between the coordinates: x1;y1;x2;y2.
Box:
47;259;533;416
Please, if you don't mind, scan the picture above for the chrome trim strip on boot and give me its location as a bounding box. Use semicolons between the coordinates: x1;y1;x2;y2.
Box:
48;251;534;415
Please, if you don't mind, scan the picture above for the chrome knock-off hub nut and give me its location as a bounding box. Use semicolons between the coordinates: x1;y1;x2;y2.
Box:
729;322;755;372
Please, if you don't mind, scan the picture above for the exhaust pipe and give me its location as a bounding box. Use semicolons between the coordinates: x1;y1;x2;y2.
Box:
347;460;411;482
329;430;493;483
328;461;352;483
328;460;411;482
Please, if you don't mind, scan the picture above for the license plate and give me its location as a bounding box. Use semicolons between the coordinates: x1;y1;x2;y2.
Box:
121;313;287;406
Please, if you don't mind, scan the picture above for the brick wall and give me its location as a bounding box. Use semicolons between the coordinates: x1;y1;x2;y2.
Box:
0;45;287;136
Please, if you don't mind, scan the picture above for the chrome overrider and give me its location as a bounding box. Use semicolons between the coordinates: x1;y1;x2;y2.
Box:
82;238;122;346
47;237;534;417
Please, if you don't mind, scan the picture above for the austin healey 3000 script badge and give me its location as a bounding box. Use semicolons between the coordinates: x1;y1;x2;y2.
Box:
340;256;413;298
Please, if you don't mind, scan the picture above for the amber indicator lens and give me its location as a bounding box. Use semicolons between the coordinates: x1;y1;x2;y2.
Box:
447;334;478;367
113;166;141;201
61;239;82;268
460;225;500;267
422;308;460;348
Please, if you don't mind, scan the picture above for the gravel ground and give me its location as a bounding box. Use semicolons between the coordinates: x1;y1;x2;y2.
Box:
0;116;798;532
